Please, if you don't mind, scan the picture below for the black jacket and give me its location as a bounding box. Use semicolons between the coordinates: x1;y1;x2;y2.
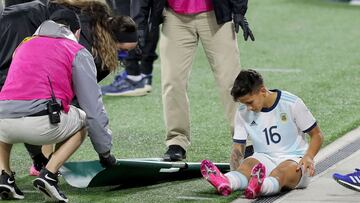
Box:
0;0;49;88
137;0;248;32
0;0;109;89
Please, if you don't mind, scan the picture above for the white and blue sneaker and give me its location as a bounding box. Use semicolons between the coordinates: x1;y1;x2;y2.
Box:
333;169;360;191
101;71;148;96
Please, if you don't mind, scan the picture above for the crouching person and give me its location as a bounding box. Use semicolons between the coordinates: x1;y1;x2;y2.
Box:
0;8;114;202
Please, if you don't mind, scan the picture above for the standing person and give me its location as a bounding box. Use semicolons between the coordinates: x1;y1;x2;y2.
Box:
201;69;324;199
0;0;138;176
142;0;255;161
101;0;160;96
0;9;111;202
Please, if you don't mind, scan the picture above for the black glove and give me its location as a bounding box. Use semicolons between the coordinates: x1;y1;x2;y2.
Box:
137;29;146;49
98;151;117;168
233;14;255;41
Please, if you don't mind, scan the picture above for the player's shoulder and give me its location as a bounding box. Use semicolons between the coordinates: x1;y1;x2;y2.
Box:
279;90;300;104
238;104;247;111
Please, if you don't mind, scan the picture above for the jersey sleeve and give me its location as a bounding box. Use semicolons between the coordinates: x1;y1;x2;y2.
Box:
293;98;317;133
233;110;248;144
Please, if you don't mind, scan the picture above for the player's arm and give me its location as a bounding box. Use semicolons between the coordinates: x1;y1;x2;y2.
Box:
298;124;324;176
231;106;248;170
230;142;246;171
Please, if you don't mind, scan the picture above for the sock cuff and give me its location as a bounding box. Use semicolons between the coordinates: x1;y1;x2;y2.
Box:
266;176;280;188
126;74;142;81
225;171;248;190
260;176;280;196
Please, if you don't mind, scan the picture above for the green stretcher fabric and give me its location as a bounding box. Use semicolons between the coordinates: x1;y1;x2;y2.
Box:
60;158;230;188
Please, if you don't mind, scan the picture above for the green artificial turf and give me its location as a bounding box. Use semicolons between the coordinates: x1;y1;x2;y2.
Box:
7;0;360;202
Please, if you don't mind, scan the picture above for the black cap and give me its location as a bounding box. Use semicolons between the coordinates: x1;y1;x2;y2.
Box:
50;8;80;33
114;31;138;43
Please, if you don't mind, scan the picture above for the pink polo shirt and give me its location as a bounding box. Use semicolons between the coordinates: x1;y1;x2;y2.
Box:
167;0;213;15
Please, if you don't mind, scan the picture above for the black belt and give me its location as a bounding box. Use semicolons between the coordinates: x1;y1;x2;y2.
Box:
27;110;49;117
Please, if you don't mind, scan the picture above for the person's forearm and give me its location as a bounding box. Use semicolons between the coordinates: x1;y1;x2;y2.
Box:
306;129;324;159
230;143;245;170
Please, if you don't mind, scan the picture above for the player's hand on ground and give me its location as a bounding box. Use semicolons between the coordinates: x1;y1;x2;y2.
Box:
98;151;117;168
297;154;315;176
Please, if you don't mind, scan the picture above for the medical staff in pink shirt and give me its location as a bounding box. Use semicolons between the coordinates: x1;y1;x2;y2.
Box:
0;8;123;202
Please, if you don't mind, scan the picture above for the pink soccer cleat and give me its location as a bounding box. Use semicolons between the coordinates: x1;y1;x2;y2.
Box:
244;162;266;199
29;164;40;176
200;159;232;196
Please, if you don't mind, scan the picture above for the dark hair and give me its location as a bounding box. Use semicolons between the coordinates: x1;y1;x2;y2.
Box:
231;69;264;101
108;15;137;43
50;8;80;33
49;0;137;72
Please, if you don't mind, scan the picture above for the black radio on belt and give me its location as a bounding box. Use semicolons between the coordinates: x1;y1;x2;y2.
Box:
47;76;61;124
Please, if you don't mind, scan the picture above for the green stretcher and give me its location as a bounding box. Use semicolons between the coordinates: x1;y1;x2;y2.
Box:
60;158;230;188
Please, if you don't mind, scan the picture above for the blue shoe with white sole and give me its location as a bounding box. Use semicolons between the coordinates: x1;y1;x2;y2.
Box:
333;168;360;192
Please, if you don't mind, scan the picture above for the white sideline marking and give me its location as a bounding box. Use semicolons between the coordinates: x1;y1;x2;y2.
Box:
176;196;215;200
154;63;302;73
22;190;38;193
254;68;302;73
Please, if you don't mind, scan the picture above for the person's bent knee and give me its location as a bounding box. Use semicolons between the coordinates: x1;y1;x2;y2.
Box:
238;158;260;178
270;161;301;189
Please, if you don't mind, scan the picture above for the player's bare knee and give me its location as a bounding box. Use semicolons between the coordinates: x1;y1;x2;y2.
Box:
271;161;301;188
238;158;260;178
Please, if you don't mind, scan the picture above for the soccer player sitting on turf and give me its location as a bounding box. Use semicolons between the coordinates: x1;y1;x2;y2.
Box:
201;69;324;199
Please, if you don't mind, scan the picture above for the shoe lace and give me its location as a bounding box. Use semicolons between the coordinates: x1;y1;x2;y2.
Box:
251;169;263;184
347;169;360;176
111;71;127;86
205;165;217;175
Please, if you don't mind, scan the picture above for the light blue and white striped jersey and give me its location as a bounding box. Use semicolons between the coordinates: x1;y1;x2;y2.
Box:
233;90;317;157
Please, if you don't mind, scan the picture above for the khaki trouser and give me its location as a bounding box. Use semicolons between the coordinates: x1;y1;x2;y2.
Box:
160;9;241;150
0;105;86;145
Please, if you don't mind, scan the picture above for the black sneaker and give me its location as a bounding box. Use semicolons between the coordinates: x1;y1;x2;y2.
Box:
0;170;24;200
163;145;186;161
142;74;152;93
33;168;68;202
